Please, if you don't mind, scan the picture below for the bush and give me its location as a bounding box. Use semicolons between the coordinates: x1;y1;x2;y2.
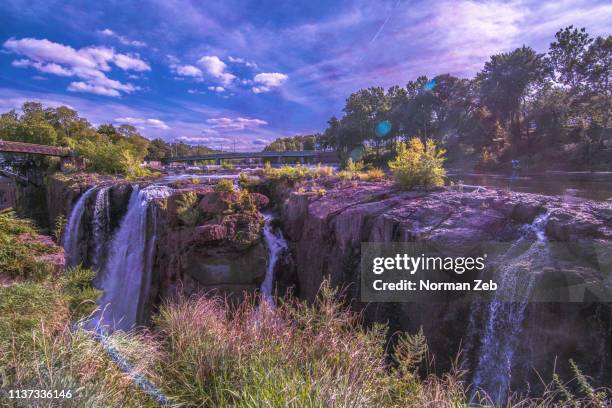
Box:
61;265;102;319
214;178;236;193
359;167;385;181
260;164;317;184
176;192;200;227
0;210;56;279
388;138;446;190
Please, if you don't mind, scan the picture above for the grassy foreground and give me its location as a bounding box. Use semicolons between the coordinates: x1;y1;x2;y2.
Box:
0;211;609;407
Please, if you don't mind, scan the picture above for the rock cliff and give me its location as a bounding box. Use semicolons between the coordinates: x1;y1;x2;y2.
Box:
269;177;612;392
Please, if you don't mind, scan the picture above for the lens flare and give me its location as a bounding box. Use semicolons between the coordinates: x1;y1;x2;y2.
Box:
375;120;392;137
424;79;437;91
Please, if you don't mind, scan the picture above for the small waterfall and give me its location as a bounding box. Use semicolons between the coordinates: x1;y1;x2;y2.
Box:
64;186;96;267
471;211;551;402
261;213;289;304
91;185;172;331
92;186;110;271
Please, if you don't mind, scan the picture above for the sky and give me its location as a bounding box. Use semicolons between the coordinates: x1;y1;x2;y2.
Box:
0;0;610;151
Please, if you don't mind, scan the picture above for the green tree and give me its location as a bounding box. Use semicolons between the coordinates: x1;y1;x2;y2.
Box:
478;46;548;151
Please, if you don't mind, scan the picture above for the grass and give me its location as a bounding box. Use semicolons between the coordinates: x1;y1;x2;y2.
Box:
0;209;57;280
152;283;471;407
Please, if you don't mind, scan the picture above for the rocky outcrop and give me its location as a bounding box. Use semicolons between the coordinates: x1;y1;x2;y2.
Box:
152;189;267;303
272;177;612;392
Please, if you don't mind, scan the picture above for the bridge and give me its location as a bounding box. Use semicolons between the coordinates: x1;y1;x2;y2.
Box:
0;140;75;187
0;140;72;157
164;150;339;165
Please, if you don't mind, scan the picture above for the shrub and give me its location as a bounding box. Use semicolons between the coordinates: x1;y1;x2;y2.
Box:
61;265;102;319
214;178;236;193
314;163;334;177
54;214;67;243
260;164;316;184
0;210;56;279
175;192;200;227
359;167;385;181
344;157;365;173
238;172;262;189
388;138;446;190
235;190;257;215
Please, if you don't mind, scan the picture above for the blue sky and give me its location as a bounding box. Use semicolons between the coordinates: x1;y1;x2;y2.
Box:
1;0;610;150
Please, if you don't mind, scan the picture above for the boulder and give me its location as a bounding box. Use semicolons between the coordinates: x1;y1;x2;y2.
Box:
250;192;270;209
199;191;240;214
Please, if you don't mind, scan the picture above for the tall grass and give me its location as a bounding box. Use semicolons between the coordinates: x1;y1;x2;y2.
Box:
152;283;475;407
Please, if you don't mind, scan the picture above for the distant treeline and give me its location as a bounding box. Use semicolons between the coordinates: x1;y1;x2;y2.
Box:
0;102;213;175
267;26;611;170
263;134;319;152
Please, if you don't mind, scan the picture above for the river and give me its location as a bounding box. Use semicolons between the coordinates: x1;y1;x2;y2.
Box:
448;171;612;201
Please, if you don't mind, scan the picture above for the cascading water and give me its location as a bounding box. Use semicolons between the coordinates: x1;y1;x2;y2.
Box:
261;213;289;304
92;186;110;271
90;185;172;331
471;211;551;402
63;186;96;267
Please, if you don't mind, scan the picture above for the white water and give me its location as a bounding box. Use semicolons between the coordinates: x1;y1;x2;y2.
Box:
261;213;288;304
91;185;171;331
63;186;96;267
471;211;551;402
92;186;110;271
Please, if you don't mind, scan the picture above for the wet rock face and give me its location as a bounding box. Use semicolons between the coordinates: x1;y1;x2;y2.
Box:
152;189;266;303
273;179;612;392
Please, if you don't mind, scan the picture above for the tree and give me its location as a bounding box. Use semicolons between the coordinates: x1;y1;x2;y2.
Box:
478;46;548;151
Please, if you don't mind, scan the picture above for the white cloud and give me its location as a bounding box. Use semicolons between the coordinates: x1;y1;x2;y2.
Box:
252;138;269;145
252;72;288;93
172;65;202;79
114;117;170;130
228;56;258;68
12;59;72;76
146;118;170;130
207;86;225;93
113;53;150;71
4;37;150;97
197;55;236;85
98;28;146;47
206;117;267;131
68;82;120;97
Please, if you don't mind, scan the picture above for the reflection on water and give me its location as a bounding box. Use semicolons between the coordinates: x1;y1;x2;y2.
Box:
448;171;612;201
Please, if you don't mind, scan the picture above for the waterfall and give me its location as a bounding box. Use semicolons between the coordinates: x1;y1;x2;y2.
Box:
90;185;171;331
261;213;288;304
63;186;96;267
92;186;110;271
471;211;551;402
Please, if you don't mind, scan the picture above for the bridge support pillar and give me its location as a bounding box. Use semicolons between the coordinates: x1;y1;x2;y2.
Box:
277;156;282;165
216;158;221;166
299;157;305;164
